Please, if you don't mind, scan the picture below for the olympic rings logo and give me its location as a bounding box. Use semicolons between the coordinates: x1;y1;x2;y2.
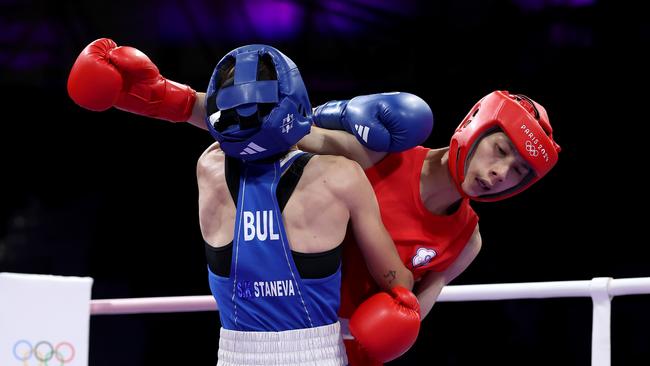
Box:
525;140;539;157
12;340;75;365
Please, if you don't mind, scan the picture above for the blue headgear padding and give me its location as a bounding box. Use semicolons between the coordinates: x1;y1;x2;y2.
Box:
205;45;312;161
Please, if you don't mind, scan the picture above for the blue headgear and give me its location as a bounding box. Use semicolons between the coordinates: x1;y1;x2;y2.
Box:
205;44;312;161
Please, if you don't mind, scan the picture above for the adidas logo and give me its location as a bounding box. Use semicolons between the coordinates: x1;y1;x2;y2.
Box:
354;124;370;143
240;142;267;155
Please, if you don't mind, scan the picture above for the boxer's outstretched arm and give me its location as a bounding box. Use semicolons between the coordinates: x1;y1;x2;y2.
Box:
299;126;387;169
187;92;208;130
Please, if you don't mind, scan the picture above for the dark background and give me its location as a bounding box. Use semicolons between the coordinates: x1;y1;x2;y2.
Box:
1;0;648;365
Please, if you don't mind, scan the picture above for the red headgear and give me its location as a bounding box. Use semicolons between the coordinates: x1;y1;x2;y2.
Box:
448;90;561;201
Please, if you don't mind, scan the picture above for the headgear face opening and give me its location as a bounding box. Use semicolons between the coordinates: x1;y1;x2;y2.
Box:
448;90;561;202
205;45;312;161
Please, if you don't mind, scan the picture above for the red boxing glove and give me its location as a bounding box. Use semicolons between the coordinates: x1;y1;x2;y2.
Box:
67;38;196;122
349;286;421;362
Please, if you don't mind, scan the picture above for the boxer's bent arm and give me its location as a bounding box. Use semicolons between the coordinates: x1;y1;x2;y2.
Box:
187;92;208;130
298;126;387;169
415;225;482;319
335;159;414;291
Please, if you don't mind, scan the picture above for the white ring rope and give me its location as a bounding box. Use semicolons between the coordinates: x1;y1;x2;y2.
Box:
90;277;650;366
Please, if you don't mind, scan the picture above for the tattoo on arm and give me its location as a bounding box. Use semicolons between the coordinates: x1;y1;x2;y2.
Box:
383;270;396;284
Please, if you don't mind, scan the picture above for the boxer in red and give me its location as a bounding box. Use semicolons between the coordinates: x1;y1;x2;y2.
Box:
301;90;561;365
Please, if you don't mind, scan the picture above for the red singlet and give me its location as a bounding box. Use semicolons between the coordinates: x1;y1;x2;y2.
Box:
341;146;479;366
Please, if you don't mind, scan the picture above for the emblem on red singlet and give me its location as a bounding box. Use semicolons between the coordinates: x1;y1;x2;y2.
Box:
412;247;437;268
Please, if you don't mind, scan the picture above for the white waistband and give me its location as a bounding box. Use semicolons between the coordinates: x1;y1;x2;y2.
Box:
217;322;348;366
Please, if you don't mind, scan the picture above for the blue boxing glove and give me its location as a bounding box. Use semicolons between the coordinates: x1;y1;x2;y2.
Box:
312;92;433;152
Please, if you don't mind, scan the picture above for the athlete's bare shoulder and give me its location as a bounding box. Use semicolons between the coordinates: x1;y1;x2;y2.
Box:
197;142;227;185
305;154;368;196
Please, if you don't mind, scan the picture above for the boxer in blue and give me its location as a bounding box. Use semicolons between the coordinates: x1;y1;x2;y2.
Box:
68;41;422;365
